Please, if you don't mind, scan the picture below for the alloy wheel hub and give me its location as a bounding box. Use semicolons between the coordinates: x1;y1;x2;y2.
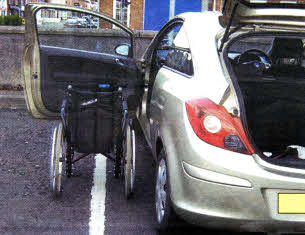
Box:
156;158;167;223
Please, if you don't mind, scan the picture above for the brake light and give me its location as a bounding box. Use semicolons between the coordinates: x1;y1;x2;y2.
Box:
186;98;254;154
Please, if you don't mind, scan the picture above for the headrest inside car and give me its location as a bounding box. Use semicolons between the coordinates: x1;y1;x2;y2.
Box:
270;38;303;65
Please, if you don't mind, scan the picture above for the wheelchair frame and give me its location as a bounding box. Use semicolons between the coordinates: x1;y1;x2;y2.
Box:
50;84;136;199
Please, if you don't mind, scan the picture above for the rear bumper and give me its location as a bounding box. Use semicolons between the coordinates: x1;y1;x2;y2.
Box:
174;204;305;233
174;161;305;232
162;107;305;233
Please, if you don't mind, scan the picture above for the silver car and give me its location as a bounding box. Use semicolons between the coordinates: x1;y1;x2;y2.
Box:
23;1;305;233
138;0;305;233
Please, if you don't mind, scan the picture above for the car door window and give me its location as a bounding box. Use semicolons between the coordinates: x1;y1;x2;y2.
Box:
154;24;193;77
35;8;131;55
151;24;182;78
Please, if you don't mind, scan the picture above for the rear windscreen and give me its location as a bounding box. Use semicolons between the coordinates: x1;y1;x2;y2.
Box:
227;35;305;80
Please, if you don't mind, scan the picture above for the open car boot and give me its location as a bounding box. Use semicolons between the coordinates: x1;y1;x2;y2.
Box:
226;35;305;169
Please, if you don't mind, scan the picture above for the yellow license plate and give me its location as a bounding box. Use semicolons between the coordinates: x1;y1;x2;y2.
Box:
278;193;305;214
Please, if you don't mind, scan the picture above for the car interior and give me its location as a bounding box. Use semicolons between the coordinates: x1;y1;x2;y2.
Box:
227;35;305;167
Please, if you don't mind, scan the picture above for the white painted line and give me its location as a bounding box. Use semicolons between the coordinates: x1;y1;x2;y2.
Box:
89;154;107;235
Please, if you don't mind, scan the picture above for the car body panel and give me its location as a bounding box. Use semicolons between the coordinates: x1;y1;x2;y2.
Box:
138;18;186;146
23;3;137;119
179;12;230;104
138;12;236;153
138;13;232;147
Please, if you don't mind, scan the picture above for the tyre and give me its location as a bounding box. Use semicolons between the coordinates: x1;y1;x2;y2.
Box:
50;122;65;197
155;149;176;231
50;125;58;188
122;120;136;199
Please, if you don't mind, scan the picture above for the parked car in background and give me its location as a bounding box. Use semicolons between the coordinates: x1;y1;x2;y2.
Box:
23;0;305;234
64;18;82;28
78;17;87;26
92;18;99;27
86;21;97;29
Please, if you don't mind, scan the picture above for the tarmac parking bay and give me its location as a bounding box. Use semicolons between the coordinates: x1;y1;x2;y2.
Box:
0;108;266;235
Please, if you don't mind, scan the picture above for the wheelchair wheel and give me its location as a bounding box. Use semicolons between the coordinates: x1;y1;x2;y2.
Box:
50;122;65;197
50;125;58;188
123;121;136;199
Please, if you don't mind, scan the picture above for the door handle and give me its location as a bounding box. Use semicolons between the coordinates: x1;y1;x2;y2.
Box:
115;58;125;67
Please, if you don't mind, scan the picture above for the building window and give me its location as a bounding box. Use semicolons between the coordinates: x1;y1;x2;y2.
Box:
41;9;58;18
113;0;130;27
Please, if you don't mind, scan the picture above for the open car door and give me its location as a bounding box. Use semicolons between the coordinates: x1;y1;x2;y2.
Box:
23;3;140;119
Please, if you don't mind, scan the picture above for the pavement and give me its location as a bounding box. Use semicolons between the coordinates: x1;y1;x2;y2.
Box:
0;91;268;234
0;108;178;235
0;109;92;234
1;108;258;235
0;90;26;109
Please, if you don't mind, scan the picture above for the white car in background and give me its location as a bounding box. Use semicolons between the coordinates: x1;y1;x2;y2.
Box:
64;18;82;28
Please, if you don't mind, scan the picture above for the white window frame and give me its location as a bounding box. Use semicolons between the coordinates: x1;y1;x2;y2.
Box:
113;0;130;27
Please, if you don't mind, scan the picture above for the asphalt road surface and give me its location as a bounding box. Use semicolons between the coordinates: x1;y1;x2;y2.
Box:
0;108;268;235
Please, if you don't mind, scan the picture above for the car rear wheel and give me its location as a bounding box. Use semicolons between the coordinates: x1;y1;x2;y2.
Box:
155;149;176;231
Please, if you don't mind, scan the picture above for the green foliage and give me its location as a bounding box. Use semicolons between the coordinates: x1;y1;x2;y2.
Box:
0;15;23;26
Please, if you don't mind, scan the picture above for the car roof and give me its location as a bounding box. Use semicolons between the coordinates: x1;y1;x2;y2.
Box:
176;11;223;41
178;11;221;20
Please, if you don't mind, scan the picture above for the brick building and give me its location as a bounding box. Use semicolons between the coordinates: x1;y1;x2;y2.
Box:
66;0;98;11
99;0;144;30
99;0;223;31
11;0;305;30
2;0;220;29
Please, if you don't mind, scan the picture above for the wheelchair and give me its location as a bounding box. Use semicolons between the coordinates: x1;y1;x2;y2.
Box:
50;83;136;199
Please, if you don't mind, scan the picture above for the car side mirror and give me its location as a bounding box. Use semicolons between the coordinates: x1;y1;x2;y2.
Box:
115;44;131;57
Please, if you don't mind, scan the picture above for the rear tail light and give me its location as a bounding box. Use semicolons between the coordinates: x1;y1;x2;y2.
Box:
186;98;254;154
203;115;222;133
224;135;247;153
